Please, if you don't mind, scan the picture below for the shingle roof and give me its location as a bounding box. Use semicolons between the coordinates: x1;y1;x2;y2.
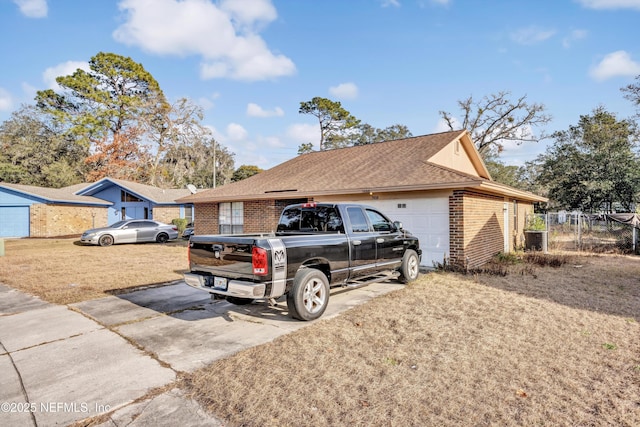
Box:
77;177;193;204
0;182;112;206
1;178;196;206
180;130;491;203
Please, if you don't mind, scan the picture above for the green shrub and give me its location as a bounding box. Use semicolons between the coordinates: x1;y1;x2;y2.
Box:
525;216;546;231
171;218;189;233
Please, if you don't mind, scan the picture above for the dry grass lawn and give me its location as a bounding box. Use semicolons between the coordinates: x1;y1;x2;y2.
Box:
0;238;188;304
182;254;640;427
1;239;638;425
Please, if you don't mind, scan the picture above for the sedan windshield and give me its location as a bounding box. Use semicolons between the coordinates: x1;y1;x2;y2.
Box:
108;221;128;229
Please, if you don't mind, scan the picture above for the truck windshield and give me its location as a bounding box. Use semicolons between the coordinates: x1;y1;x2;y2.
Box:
278;206;344;233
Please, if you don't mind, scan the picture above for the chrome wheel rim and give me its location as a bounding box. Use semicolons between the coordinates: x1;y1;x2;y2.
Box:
303;278;326;314
408;254;419;279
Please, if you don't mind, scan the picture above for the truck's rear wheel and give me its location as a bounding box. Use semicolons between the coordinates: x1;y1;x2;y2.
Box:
287;269;329;321
399;249;419;283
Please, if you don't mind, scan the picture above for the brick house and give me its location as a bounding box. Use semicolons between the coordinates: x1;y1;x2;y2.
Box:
178;130;547;268
0;177;195;238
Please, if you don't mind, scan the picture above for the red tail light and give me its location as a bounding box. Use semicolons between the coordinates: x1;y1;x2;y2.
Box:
252;246;268;276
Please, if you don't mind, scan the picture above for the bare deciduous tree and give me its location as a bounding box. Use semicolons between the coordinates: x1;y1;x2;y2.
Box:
439;91;552;157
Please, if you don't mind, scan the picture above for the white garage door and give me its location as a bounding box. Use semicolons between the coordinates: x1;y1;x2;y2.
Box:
0;206;30;237
356;197;450;268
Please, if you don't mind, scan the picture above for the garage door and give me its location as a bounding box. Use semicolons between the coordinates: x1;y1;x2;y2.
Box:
0;206;30;237
360;198;450;268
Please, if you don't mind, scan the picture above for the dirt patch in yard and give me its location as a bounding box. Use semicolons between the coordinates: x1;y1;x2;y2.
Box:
0;238;188;304
182;254;640;426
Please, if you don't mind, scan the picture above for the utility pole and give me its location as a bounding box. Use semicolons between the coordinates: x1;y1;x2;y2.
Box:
212;138;216;189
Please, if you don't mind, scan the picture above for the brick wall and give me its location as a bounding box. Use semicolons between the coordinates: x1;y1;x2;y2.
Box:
449;190;505;269
194;203;219;234
30;204;108;237
193;198;309;235
152;206;181;224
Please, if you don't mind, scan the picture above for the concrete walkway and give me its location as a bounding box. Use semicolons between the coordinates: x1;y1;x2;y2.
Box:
0;280;404;426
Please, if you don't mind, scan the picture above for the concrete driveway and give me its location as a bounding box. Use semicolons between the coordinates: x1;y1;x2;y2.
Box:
0;280;404;426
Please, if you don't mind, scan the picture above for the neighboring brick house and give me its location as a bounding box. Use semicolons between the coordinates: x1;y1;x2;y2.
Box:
0;177;195;238
179;130;546;269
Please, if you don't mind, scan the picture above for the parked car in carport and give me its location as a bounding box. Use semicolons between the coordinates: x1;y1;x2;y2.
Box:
182;223;194;239
80;220;179;247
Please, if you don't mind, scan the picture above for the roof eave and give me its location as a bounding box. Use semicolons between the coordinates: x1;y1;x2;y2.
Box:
477;182;548;203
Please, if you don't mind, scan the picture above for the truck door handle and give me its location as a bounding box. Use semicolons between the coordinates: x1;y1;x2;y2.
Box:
376;238;385;243
352;240;362;246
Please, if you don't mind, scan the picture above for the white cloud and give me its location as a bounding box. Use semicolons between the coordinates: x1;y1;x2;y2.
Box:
262;135;285;148
13;0;47;18
576;0;640;10
510;26;556;45
226;122;248;141
113;0;296;81
329;82;359;100
42;61;89;90
219;0;276;30
562;29;587;48
197;92;220;110
247;102;284;117
590;50;640;81
0;88;13;111
286;123;320;149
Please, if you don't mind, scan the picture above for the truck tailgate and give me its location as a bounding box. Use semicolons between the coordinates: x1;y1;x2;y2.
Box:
189;235;258;279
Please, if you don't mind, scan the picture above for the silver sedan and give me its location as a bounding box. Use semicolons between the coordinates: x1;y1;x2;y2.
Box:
80;220;179;247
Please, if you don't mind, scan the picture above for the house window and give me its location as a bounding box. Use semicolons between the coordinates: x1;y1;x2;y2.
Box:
121;207;126;220
219;202;243;234
144;207;149;219
397;203;407;209
513;200;518;231
121;190;143;203
184;205;193;221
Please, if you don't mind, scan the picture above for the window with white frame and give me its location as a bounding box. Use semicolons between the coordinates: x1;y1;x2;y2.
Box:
219;202;243;234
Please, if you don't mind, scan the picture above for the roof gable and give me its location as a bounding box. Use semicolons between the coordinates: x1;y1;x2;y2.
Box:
180;130;505;203
427;131;491;179
76;177;193;204
0;183;112;206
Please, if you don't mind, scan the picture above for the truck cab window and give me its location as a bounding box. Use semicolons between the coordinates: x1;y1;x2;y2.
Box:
347;207;371;233
366;209;393;232
278;206;344;233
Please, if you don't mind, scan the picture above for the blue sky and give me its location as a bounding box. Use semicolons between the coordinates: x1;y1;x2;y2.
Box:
1;0;640;170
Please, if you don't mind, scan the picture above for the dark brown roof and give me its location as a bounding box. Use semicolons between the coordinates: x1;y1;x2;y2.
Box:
180;130;493;203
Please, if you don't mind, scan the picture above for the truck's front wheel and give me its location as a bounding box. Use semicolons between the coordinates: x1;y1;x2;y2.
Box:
287;269;329;321
399;249;420;283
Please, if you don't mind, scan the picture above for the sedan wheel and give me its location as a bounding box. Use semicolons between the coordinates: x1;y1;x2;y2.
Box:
156;233;169;243
98;234;114;247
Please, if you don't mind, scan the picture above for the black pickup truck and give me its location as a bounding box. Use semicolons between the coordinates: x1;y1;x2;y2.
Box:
184;202;421;320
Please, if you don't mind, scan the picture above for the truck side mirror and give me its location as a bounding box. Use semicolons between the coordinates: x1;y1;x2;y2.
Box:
393;221;403;231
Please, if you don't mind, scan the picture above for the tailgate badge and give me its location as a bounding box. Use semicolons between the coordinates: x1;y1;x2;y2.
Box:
214;250;221;259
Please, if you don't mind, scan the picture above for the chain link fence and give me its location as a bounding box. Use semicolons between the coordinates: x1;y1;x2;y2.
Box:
526;212;640;254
